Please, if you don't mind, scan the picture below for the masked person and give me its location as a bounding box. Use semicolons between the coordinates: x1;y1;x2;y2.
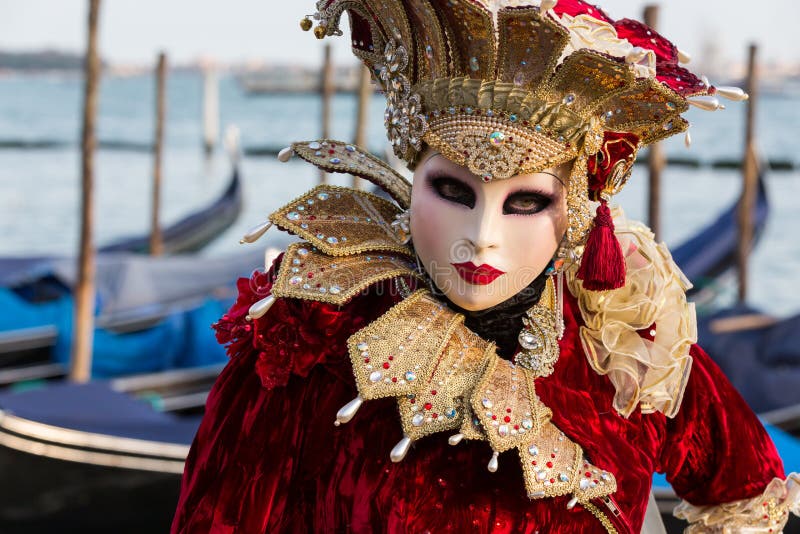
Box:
172;1;800;532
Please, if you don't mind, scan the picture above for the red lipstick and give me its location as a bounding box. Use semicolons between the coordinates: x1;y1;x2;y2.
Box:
452;262;506;285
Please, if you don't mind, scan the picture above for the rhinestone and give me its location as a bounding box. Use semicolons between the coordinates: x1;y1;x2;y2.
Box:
326;236;339;244
534;124;543;133
318;287;327;293
470;57;479;71
498;425;509;437
448;106;456;115
369;371;383;382
292;258;301;265
482;398;493;409
405;371;417;381
297;248;309;257
521;418;533;430
519;332;540;350
345;145;356;152
425;45;433;58
563;93;576;105
412;414;424;426
317;192;329;201
509;114;518;122
300;223;308;229
302;284;311;290
308;141;321;150
488;131;506;146
329;285;341;295
580;479;591;490
445;408;457;419
528;445;539;456
286;211;300;221
315;151;322;156
289;276;302;285
537;470;548;481
559;473;569;482
330;157;341;164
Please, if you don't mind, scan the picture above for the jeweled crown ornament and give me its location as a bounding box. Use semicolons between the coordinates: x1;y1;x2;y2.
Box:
301;0;746;288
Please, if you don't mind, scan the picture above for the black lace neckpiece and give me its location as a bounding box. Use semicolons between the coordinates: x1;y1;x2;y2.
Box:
429;274;547;359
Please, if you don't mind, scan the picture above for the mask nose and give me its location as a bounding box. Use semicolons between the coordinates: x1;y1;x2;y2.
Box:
466;200;500;254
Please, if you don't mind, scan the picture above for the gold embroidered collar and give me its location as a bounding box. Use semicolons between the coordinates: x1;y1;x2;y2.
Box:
263;182;618;504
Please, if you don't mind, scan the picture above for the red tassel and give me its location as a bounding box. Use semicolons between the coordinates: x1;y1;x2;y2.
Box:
576;200;626;291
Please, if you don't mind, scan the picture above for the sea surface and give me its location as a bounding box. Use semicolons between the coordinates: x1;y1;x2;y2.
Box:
0;71;798;316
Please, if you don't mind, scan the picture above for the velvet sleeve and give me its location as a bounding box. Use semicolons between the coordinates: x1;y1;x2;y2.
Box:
661;344;784;504
170;255;403;533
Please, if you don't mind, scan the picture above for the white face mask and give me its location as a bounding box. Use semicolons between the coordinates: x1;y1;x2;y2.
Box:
410;151;569;311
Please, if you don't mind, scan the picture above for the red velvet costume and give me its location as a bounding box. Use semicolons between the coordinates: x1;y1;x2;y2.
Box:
171;257;784;533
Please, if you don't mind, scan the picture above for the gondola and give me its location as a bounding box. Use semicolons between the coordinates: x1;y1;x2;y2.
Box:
671;169;769;297
98;165;242;255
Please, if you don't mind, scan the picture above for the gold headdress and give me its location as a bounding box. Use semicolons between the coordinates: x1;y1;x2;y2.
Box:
299;0;746;289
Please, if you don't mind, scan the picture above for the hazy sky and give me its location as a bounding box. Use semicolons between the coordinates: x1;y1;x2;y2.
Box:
1;0;797;69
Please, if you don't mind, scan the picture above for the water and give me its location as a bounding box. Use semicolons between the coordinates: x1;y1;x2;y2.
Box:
0;71;798;316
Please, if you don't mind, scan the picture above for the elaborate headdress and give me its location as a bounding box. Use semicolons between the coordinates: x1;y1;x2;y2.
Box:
295;0;746;290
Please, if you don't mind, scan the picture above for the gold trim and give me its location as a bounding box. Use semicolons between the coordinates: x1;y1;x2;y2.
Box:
585;501;619;534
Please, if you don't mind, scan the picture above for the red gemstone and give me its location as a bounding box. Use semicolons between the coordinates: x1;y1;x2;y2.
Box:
392;377;398;383
388;355;394;360
316;284;321;288
328;149;335;154
546;461;553;468
424;403;432;410
549;478;555;484
503;416;511;423
585;472;592;477
432;413;438;418
309;215;317;220
383;362;390;369
491;415;497;420
514;425;519;430
532;461;537;465
506;408;511;413
431;390;437;395
410;399;416;404
551;454;556;459
364;358;370;363
307;273;314;278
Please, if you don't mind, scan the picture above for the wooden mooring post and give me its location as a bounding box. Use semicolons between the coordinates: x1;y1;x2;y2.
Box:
70;0;102;383
644;5;664;240
320;44;334;184
150;52;166;256
352;64;372;190
737;44;759;303
202;65;219;156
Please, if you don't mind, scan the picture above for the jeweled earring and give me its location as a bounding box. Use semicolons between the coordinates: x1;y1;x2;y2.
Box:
391;209;411;245
515;255;566;377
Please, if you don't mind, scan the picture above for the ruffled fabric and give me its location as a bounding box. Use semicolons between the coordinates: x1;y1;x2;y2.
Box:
556;13;657;79
675;474;800;533
567;210;697;418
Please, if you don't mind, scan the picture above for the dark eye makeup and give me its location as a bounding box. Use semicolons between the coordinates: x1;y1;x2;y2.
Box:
429;175;476;208
503;190;553;215
427;173;554;215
